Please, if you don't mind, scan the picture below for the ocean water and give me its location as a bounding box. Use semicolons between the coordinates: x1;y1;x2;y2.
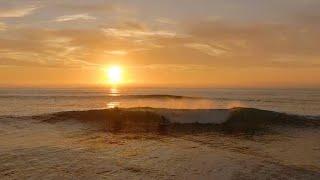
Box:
0;87;319;116
1;88;320;179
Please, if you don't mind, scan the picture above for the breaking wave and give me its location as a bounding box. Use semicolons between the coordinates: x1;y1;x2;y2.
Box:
34;107;320;134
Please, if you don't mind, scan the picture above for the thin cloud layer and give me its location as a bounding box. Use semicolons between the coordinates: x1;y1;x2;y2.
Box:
184;43;227;56
0;5;39;18
0;0;319;87
55;14;96;22
0;22;7;31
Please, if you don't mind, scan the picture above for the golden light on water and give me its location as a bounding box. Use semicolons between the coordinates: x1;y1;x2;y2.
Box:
110;87;119;96
107;101;120;109
105;65;123;85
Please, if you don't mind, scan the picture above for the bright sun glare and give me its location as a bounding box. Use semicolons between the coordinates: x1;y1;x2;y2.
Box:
106;66;122;85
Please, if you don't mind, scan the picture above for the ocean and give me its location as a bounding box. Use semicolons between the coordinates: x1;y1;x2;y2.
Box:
1;87;320;179
0;87;319;116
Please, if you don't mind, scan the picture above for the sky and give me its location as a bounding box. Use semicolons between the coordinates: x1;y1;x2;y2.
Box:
0;0;320;88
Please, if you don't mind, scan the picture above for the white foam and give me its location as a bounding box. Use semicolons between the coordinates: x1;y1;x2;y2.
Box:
150;109;231;124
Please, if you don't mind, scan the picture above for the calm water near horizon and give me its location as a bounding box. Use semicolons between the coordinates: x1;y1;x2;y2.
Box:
0;87;319;116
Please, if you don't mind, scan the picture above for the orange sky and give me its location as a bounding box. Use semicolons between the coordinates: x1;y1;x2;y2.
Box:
0;0;319;88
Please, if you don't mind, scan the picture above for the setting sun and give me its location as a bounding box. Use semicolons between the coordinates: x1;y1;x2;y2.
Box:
106;66;123;85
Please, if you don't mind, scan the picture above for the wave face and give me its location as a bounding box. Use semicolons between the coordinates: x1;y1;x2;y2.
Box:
140;108;231;124
36;107;320;133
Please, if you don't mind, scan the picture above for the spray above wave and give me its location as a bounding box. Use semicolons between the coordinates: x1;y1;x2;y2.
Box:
107;97;219;109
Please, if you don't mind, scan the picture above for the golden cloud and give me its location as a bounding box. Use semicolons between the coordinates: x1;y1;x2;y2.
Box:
0;5;39;18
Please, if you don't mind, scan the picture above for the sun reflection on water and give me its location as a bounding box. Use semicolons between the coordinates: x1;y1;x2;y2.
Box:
109;87;119;96
107;87;120;108
107;101;120;109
